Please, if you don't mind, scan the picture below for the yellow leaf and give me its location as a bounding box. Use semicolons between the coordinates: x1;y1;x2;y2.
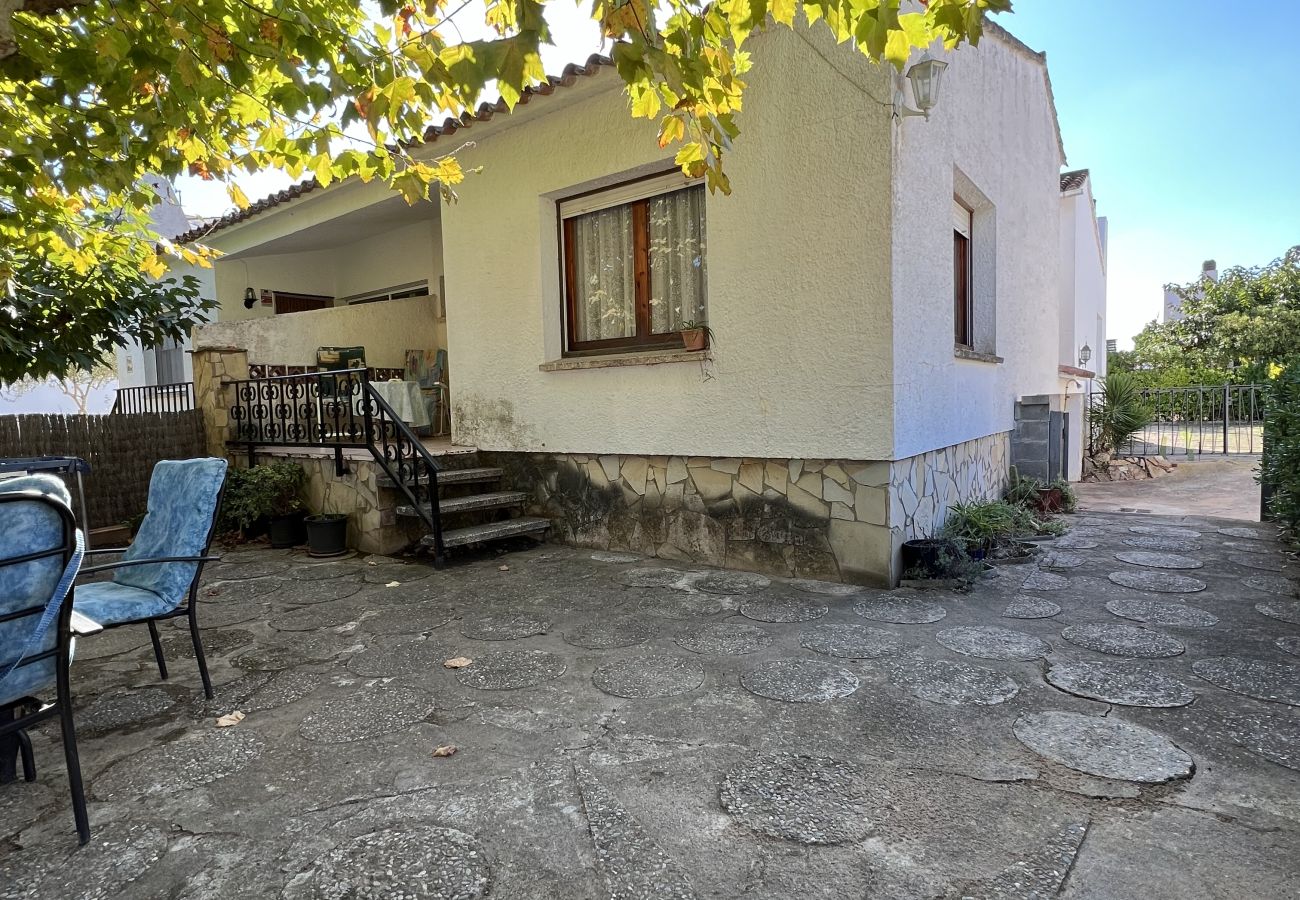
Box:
228;183;250;210
443;656;472;668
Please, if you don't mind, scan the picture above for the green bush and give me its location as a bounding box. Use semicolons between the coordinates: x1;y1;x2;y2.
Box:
1261;360;1300;538
942;500;1025;544
1091;371;1152;453
217;461;307;533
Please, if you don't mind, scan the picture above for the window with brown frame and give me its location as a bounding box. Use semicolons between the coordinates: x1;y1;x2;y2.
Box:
561;175;707;354
953;200;973;347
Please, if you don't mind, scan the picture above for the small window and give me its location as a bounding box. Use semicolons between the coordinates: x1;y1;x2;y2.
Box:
953;199;973;348
561;174;707;354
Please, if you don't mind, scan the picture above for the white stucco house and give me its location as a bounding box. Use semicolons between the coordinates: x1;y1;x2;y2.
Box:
156;23;1109;585
1162;259;1217;324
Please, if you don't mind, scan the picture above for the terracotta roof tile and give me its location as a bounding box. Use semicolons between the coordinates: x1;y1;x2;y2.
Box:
1060;168;1089;193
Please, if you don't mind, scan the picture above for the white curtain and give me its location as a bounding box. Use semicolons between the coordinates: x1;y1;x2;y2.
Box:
571;205;635;342
649;186;707;333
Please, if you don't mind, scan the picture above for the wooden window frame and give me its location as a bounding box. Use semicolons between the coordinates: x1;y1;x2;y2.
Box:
953;199;974;349
561;178;705;356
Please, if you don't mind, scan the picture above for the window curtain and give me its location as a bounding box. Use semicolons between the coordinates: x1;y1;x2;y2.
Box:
571;205;635;342
649;186;707;333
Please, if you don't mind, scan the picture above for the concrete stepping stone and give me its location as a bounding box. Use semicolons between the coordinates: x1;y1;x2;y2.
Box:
1275;636;1300;658
1122;536;1201;553
454;649;568;691
675;622;771;655
853;595;946;624
1218;526;1270;539
93;729;266;800
1128;525;1201;538
79;688;177;735
0;822;168;899
1013;711;1193;782
1053;536;1099;550
592;655;706;698
564;618;654;650
692;570;771;594
347;639;446;677
240;670;322;713
1039;551;1086;570
1256;600;1300;625
1071;517;1116;527
1003;596;1062;619
788;578;864;597
1107;570;1206;594
1061;623;1185;658
358;602;455;635
1229;553;1288;572
1192;657;1300;706
361;560;432;585
298;684;437;742
740;658;859;702
1244;576;1299;597
590;551;641;563
1226;712;1300;771
1046;661;1196;707
799;624;902;659
614;566;686;588
269;602;366;632
573;765;697;898
1114;550;1204;570
460;614;550;641
633;593;726;619
943;822;1089;900
1023;571;1070;591
193;600;270;629
286;560;363;581
936;626;1050;661
299;825;490;899
1104;597;1219;628
267;576;364;606
201;576;285;603
739;595;828;623
1223;540;1273;555
205;559;283;581
719;753;876;845
230;633;349;671
888;659;1019;706
157;628;255;660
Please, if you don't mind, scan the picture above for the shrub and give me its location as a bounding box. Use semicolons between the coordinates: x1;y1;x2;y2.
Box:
942;500;1023;544
1261;360;1300;538
1046;477;1079;513
217;461;307;533
1090;371;1152;454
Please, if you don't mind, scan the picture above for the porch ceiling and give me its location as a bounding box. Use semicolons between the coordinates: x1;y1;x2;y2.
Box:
220;194;438;259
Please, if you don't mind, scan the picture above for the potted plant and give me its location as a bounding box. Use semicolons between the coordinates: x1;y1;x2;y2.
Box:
678;320;714;352
900;536;967;578
217;462;307;546
305;513;349;557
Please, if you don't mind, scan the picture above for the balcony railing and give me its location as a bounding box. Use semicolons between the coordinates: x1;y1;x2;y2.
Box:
111;382;195;414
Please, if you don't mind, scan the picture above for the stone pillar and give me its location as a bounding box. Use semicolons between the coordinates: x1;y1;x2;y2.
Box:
190;344;248;459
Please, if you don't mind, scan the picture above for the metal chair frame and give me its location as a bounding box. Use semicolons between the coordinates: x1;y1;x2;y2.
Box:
0;491;90;844
75;480;227;700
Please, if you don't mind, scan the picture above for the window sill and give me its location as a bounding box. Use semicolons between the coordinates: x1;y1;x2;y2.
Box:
954;346;1003;364
540;349;711;372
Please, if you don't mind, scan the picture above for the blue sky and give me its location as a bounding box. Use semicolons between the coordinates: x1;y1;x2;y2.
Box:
176;1;1300;349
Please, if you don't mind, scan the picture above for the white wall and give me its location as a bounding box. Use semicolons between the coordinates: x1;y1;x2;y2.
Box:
890;28;1064;461
442;26;897;459
1058;177;1108;480
192;295;439;370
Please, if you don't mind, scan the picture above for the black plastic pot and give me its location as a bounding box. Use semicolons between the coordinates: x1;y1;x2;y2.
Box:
900;538;963;578
305;513;349;558
268;509;308;548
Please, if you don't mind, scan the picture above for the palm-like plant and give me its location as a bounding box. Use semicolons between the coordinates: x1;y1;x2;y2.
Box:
1091;371;1152;454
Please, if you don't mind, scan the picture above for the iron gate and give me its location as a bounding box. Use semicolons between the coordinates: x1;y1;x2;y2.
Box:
1089;383;1265;457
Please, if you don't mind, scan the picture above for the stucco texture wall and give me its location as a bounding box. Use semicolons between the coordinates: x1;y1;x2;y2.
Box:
441;27;895;460
192;295;440;370
889;30;1064;461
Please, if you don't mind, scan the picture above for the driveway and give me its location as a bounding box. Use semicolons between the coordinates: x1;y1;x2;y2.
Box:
2;517;1298;899
1075;456;1262;521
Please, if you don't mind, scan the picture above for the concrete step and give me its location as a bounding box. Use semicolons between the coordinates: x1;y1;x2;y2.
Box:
426;517;551;549
396;490;530;518
377;466;503;490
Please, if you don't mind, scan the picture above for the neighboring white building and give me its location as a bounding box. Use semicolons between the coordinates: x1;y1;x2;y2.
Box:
1163;259;1218;323
167;23;1099;584
1057;168;1108;480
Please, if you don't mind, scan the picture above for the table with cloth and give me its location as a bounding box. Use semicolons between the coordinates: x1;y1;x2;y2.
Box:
366;380;431;429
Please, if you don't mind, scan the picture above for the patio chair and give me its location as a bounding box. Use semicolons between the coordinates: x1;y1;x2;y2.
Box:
0;474;90;844
73;458;228;700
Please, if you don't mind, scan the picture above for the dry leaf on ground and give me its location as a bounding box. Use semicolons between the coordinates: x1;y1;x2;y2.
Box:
433;744;458;758
498;565;510;571
443;656;472;669
215;710;245;728
385;580;401;587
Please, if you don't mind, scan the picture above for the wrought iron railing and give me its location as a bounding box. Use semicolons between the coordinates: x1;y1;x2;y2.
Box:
111;381;194;414
225;369;444;561
1088;383;1265;457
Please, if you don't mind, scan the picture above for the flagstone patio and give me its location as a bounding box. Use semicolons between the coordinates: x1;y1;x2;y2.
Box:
2;512;1299;899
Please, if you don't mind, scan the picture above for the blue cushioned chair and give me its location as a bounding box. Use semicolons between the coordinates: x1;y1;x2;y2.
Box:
74;458;228;699
0;474;90;844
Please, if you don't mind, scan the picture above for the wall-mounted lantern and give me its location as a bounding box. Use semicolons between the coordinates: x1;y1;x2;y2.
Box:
894;52;948;120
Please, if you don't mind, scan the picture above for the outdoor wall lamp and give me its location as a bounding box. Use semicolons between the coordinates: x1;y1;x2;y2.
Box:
1079;343;1092;367
894;52;948;119
243;287;257;309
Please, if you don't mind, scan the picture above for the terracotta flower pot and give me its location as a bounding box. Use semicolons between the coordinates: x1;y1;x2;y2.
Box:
680;328;708;352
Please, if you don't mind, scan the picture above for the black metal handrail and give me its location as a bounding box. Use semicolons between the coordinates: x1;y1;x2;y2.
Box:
225;369;444;563
111;382;194;414
1088;382;1265;457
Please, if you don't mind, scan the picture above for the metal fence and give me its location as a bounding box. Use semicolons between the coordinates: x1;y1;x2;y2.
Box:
111;381;195;414
1089;383;1265;457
